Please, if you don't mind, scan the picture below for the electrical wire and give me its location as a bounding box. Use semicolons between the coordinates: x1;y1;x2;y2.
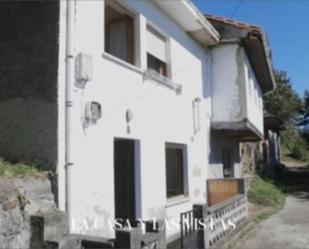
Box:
101;57;202;119
231;0;243;18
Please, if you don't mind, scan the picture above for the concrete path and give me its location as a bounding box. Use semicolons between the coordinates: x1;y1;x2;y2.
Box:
236;163;309;249
238;192;309;249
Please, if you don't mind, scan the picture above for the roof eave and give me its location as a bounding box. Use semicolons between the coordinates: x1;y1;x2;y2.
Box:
242;31;276;94
153;0;220;46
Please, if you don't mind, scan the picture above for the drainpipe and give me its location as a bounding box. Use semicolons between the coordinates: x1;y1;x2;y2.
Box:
65;0;75;232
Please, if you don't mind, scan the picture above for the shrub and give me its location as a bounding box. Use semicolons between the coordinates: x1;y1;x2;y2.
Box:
280;124;309;163
248;177;285;208
291;138;309;161
281;124;300;151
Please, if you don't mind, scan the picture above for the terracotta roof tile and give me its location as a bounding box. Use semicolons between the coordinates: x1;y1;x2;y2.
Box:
205;14;262;32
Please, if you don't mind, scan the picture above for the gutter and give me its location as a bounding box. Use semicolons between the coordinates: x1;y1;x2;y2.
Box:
253;31;276;92
184;0;220;42
241;31;276;94
153;0;220;46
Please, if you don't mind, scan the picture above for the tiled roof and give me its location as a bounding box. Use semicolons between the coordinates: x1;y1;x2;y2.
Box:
205;14;276;94
206;15;262;33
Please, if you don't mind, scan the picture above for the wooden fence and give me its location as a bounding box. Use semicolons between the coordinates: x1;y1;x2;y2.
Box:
207;178;245;206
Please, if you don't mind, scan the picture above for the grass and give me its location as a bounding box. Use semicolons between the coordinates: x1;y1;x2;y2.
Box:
0;159;46;178
227;177;286;249
281;152;306;164
254;208;279;223
281;143;309;166
248;177;285;209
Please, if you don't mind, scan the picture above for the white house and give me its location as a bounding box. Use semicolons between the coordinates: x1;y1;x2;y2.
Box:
56;0;221;242
206;16;276;182
0;2;276;247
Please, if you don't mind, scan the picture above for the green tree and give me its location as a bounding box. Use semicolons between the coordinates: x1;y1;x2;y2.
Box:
301;90;309;119
264;71;303;123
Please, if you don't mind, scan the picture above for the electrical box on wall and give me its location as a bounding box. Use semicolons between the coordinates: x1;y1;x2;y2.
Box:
85;101;102;123
75;53;93;88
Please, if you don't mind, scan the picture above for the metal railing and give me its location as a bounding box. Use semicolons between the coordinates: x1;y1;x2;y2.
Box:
178;178;248;248
180;209;197;249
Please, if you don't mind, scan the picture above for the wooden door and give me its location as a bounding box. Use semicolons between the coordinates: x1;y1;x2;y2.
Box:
114;139;136;221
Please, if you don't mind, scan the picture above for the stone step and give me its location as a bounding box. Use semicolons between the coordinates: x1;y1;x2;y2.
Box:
30;213;164;249
58;234;114;249
31;211;69;244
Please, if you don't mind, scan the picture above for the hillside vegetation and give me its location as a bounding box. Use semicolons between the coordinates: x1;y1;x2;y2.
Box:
0;159;46;178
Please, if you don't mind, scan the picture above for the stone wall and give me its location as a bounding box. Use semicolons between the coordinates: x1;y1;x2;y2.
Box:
240;142;257;177
0;1;59;170
0;98;57;170
0;177;56;249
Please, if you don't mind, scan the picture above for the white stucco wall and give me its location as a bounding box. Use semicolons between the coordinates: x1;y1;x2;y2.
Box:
57;0;212;241
211;44;245;122
211;44;264;136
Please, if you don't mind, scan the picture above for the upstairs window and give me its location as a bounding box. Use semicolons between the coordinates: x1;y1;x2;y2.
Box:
105;1;135;65
146;25;168;77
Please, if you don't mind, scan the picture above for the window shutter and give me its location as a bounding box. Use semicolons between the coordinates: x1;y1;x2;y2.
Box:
146;26;167;62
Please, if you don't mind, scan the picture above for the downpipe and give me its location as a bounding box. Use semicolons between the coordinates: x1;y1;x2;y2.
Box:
65;0;75;233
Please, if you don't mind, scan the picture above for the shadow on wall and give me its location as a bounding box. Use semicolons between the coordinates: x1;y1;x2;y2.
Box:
0;1;59;170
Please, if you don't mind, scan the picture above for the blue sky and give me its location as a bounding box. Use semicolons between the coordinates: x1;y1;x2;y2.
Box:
193;0;309;97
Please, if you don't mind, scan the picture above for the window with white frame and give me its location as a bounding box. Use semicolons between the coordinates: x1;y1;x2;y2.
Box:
146;25;168;77
104;1;135;65
165;143;188;198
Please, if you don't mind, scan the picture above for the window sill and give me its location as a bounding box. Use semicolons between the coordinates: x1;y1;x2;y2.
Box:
144;69;182;94
165;195;190;208
102;52;144;75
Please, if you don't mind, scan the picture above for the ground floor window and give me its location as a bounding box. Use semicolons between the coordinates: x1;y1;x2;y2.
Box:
165;143;187;198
